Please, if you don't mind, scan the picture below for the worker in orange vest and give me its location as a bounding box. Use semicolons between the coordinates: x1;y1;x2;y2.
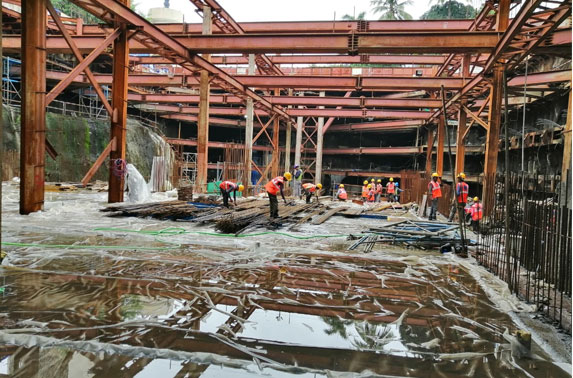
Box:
428;173;442;220
367;184;375;202
455;173;469;207
336;184;348;201
219;180;244;208
470;197;483;232
376;179;383;202
386;177;396;202
361;180;369;201
265;172;292;218
302;182;322;204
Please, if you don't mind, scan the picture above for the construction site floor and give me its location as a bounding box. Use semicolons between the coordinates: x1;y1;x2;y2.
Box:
1;181;571;377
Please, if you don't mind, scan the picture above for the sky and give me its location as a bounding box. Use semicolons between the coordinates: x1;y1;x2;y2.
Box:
135;0;487;23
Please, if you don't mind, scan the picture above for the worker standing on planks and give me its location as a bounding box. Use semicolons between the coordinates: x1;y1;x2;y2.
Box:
470;197;483;231
428;173;442;220
265;172;292;218
302;183;322;204
292;164;303;199
219;181;244;208
376;179;383;202
361;180;369;201
386;177;396;202
336;184;348;201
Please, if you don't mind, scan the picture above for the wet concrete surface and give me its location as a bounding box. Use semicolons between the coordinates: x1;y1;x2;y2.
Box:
0;183;571;377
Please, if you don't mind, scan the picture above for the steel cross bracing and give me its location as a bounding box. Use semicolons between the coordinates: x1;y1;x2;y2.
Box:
68;0;291;121
189;0;283;76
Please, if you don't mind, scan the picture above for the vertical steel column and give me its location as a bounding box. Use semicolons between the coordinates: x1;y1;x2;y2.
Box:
315;91;325;183
561;90;572;208
271;88;280;178
482;0;509;215
108;0;130;203
294;93;303;167
455;54;470;176
426;129;434;176
436;117;445;177
20;0;46;214
284;89;293;173
1;5;3;236
196;6;212;193
243;54;255;192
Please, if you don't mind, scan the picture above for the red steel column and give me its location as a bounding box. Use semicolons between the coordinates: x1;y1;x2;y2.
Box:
483;0;510;214
20;0;46;214
271;88;280;178
426;129;434;176
436;117;445;177
455;54;470;176
108;0;130;203
196;6;212;193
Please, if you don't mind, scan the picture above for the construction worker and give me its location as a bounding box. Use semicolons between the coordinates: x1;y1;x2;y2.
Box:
362;180;369;201
428;173;442;220
470;197;483;231
302;182;322;204
265;172;292;218
367;184;375;202
376;179;383;202
293;164;303;199
219;180;244;208
456;173;469;207
336;184;348;201
386;177;396;202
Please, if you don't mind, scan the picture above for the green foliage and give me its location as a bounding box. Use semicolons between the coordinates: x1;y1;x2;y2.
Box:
342;11;367;20
370;0;413;20
51;0;102;23
421;1;478;19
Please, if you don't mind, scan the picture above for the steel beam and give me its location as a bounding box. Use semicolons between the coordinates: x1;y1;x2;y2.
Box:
108;0;129;203
294;94;303;168
455;55;470;177
20;0;46;214
436;116;445;177
328;120;423;132
271;88;280;178
244;54;255;192
426;129;434;176
315;91;325;184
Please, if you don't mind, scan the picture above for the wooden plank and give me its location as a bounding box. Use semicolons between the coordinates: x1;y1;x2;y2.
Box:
81;137;116;186
312;206;348;225
418;194;428;217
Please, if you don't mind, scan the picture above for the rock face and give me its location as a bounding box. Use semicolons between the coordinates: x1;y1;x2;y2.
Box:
2;105;174;184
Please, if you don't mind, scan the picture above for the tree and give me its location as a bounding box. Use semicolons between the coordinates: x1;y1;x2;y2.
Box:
51;0;102;24
342;11;367;20
370;0;413;21
421;0;477;20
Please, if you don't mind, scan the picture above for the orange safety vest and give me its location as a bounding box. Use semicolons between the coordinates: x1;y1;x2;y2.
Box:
337;188;348;200
219;181;237;192
387;182;395;194
429;180;442;198
368;189;375;202
376;183;383;194
302;183;316;193
362;185;369;198
471;203;483;221
265;176;285;195
456;182;469;203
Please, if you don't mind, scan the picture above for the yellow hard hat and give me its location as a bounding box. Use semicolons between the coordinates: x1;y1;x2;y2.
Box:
432;172;439;177
367;184;372;188
371;178;375;181
284;172;292;181
390;177;394;182
238;185;245;192
363;180;368;185
316;183;322;189
377;179;382;183
339;184;344;188
474;197;479;201
458;172;466;179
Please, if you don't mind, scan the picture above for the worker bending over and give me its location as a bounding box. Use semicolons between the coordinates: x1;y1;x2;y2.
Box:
219;180;244;207
470;197;483;231
362;180;369;201
428;173;441;220
386;178;396;202
376;179;383;202
302;183;322;203
336;184;347;201
265;172;292;218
